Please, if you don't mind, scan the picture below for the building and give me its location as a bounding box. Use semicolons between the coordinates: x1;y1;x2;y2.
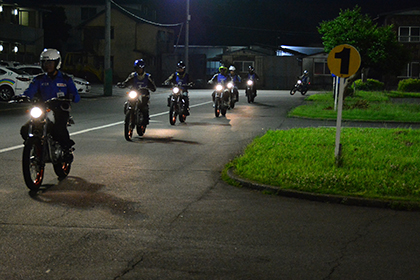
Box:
74;3;174;82
0;0;44;63
375;8;420;79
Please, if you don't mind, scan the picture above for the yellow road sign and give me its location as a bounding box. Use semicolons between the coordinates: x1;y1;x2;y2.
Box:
327;44;361;78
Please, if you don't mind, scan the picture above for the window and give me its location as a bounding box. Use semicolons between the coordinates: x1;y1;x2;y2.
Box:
399;62;420;78
315;61;331;75
412;62;419;78
233;61;254;73
206;61;219;75
19;10;29;26
399;26;420;42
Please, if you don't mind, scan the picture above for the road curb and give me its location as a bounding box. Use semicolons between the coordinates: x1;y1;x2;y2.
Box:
227;167;420;211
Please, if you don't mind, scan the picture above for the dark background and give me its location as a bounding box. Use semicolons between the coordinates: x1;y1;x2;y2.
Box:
155;0;420;46
36;0;420;47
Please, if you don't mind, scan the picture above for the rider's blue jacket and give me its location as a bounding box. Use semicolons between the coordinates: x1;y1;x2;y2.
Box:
122;72;157;93
209;73;231;85
165;72;190;92
23;71;80;102
23;71;80;103
230;74;242;86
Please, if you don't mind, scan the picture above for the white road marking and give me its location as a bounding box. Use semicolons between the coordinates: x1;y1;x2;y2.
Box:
0;101;212;154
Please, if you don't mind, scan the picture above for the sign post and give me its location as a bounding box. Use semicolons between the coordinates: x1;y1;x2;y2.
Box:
327;44;361;165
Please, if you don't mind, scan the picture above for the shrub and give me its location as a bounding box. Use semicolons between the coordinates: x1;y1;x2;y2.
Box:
398;79;420;92
353;79;384;91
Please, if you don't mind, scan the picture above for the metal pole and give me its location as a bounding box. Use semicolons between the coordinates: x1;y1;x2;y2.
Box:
335;78;345;166
185;0;190;71
104;0;112;96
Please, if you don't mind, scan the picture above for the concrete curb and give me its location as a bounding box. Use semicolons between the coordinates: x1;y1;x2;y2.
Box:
227;167;420;211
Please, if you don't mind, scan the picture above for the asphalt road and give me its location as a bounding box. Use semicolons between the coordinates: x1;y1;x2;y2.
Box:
1;86;420;280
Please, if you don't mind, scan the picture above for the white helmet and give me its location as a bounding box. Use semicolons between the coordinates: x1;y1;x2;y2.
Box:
229;66;236;71
40;48;61;70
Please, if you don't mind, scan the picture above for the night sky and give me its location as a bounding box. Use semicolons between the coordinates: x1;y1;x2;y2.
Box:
154;0;420;47
36;0;420;47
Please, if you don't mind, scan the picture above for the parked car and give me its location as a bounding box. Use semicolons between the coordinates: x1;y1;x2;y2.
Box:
15;64;91;94
0;66;32;101
0;60;20;68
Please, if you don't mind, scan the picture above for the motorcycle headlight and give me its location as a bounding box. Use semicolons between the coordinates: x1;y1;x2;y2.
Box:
30;107;43;119
172;87;180;94
227;82;233;89
128;90;138;99
247;80;253;86
297;80;302;84
216;84;223;91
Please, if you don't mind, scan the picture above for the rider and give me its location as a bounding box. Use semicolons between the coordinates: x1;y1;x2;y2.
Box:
118;59;157;125
208;65;231;107
300;70;310;89
247;65;260;96
229;65;241;101
164;60;191;115
19;48;80;161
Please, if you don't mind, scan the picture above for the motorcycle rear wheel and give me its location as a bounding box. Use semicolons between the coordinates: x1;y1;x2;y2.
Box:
179;113;186;123
22;138;44;191
53;160;71;180
124;112;134;141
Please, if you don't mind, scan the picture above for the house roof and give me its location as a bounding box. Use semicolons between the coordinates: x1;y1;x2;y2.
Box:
375;7;420;20
77;1;180;29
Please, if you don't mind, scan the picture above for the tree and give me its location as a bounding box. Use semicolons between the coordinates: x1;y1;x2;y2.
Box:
318;6;410;90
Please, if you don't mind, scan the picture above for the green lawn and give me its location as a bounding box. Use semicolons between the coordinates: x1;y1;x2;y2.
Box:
289;91;420;122
226;90;420;205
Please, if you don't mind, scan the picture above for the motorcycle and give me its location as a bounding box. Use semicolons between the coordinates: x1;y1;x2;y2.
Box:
290;79;309;95
245;79;257;103
227;82;238;109
168;84;190;125
123;88;149;141
11;97;74;191
214;83;230;117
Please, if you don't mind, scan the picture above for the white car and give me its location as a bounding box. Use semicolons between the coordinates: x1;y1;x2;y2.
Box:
15;64;91;94
0;66;32;101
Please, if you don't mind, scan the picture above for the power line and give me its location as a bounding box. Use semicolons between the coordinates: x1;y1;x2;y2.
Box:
110;0;184;27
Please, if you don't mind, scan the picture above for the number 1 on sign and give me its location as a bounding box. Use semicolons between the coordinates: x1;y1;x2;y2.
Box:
334;47;351;75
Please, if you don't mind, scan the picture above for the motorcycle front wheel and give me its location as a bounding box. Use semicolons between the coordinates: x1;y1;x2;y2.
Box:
290;87;297;95
124;111;134;141
22;138;44;191
221;106;227;116
230;98;235;109
169;103;177;125
215;99;220;117
246;91;252;103
136;111;146;136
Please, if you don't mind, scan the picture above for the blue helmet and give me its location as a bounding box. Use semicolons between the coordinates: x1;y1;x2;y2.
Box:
134;59;145;69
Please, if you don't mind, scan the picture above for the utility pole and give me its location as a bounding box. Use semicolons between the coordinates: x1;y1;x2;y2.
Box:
185;0;190;71
104;0;112;96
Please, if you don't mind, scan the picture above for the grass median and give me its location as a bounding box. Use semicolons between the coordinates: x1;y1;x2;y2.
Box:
225;90;420;204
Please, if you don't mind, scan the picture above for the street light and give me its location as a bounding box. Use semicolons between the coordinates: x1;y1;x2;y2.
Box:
185;0;190;71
